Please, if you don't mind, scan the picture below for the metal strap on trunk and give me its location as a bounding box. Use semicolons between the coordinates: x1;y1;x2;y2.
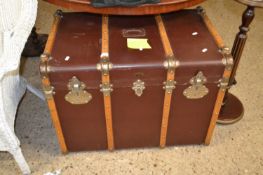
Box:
155;15;179;148
99;15;115;151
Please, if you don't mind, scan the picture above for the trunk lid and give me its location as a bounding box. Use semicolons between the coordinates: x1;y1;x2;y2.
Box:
47;10;224;91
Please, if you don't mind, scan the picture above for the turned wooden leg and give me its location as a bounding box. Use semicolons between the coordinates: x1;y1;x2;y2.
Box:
217;4;258;124
22;27;48;57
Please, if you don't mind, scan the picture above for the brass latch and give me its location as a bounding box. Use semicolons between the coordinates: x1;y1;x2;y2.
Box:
43;85;55;99
183;71;209;99
132;79;145;97
218;77;230;91
163;80;176;94
100;83;113;96
65;76;92;105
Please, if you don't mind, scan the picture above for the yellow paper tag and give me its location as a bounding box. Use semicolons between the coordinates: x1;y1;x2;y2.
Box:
127;38;152;50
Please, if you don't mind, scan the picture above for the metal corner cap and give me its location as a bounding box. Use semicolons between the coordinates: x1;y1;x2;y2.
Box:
54;9;63;18
196;6;206;15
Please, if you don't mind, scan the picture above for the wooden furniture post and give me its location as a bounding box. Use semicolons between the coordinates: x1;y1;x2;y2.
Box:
217;0;262;124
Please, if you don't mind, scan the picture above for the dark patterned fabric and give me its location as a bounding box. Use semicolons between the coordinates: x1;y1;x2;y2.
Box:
91;0;160;7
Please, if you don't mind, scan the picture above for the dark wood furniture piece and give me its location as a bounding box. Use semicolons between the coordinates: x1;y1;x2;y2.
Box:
22;27;48;57
43;0;205;15
23;0;205;56
217;0;263;124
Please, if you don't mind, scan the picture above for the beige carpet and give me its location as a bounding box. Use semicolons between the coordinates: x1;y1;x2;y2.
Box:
0;0;262;174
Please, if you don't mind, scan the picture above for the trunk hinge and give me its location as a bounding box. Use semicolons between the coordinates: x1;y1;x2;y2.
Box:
40;53;52;77
163;56;179;92
163;55;180;72
40;54;55;99
218;77;230;91
43;85;55;99
218;47;234;91
163;80;176;94
100;83;113;96
97;55;114;96
97;54;113;75
221;47;234;71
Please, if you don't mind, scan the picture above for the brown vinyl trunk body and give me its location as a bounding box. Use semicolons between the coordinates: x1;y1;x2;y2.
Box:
41;9;226;152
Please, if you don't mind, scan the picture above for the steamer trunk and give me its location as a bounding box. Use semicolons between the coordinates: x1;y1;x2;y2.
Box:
41;9;230;152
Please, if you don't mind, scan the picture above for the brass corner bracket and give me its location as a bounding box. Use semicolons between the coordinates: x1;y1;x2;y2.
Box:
196;6;206;16
54;9;63;18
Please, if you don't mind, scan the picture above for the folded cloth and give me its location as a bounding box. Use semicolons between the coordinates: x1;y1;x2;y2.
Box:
91;0;160;7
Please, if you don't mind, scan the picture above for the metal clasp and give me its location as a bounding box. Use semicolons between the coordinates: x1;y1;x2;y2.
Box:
132;79;145;97
100;83;113;96
218;77;230;91
54;9;63;18
65;76;92;105
43;85;55;99
183;71;209;99
163;80;176;94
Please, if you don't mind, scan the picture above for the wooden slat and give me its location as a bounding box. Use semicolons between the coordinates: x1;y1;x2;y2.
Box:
199;8;234;145
101;15;109;55
155;15;176;148
155;15;174;56
199;8;225;49
205;70;231;144
42;77;68;153
101;15;115;151
160;71;175;147
41;12;68;153
44;11;62;53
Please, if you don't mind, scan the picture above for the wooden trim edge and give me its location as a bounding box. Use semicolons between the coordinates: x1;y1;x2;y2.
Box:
100;15;115;151
155;15;177;148
40;10;68;153
205;69;232;145
199;7;234;144
197;6;225;48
